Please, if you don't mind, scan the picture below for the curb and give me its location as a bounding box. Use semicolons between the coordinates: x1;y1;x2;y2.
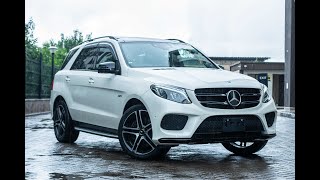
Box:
25;111;50;117
278;111;295;119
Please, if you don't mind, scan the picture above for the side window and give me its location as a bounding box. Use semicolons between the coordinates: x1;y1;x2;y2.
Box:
95;47;116;69
71;46;99;70
60;48;79;70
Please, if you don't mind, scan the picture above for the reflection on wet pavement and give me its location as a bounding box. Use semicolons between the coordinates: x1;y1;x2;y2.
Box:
25;114;294;179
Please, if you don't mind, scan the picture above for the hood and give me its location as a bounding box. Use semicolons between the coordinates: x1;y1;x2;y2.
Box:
127;67;262;90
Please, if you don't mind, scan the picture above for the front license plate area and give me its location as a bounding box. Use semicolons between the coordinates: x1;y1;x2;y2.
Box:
223;118;245;132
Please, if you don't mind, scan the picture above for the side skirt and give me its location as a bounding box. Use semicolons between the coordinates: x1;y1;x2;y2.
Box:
74;121;118;139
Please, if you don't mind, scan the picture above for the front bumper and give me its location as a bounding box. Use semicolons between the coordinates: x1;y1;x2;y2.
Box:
159;133;276;144
142;89;277;145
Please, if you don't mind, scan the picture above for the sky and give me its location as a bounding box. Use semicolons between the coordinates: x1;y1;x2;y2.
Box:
25;0;285;61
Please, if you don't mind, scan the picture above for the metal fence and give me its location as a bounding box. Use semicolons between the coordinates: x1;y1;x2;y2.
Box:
25;53;60;99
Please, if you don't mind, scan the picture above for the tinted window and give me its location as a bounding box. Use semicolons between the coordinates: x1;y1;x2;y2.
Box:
95;47;116;69
60;48;79;70
71;46;98;70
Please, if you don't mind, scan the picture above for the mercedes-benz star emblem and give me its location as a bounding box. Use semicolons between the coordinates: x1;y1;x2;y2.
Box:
226;90;241;107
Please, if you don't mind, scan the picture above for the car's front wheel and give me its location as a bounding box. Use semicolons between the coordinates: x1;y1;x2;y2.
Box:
53;99;79;143
118;104;170;159
222;140;268;156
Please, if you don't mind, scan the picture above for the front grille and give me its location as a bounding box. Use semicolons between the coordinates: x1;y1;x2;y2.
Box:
190;115;264;143
194;115;264;134
195;88;261;109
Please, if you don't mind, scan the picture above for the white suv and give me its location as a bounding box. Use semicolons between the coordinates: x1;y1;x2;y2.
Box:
50;36;277;159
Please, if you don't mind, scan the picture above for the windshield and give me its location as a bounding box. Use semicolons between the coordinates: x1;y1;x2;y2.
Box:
120;42;218;68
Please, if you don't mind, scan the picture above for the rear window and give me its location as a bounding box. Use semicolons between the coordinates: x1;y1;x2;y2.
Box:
60;48;79;70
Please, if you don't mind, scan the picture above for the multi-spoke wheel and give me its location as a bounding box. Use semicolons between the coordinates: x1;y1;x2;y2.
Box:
222;140;268;156
118;104;170;159
53;99;79;143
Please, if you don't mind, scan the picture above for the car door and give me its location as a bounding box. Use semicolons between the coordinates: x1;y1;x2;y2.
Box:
66;43;100;123
84;42;127;130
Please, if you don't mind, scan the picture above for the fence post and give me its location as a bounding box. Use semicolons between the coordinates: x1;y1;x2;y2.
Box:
38;52;42;99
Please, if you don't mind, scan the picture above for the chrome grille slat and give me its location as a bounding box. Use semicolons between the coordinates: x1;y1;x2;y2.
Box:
195;88;261;109
195;93;226;97
241;93;260;96
240;100;260;104
199;101;228;105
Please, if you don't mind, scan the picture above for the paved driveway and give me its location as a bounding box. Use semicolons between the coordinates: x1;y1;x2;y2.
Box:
25;113;294;179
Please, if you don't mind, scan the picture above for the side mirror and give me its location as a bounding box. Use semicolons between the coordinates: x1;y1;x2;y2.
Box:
98;61;115;73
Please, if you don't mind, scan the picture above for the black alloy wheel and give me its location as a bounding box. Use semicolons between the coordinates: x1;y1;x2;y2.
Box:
118;104;170;159
53;99;79;143
222;140;268;156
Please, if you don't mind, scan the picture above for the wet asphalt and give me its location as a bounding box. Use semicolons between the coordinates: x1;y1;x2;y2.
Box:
25;113;294;180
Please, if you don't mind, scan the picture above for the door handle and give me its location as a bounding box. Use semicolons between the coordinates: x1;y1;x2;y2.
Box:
65;76;70;82
88;78;94;84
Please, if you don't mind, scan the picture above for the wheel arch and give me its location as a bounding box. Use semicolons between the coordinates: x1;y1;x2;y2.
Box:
53;95;66;108
123;98;146;114
52;95;73;119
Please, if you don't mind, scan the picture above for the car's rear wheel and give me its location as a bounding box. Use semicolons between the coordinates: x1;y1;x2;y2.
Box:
118;104;170;159
222;140;268;156
53;99;79;143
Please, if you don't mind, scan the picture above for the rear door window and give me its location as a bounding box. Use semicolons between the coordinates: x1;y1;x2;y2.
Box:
70;44;99;70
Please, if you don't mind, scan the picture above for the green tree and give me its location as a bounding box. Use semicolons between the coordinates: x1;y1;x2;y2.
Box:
25;18;40;59
41;29;92;67
62;30;92;52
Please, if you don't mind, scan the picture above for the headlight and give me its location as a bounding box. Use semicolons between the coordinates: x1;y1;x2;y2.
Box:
150;84;191;104
262;84;271;103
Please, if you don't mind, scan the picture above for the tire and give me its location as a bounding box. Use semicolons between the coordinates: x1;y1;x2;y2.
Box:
222;140;268;156
53;98;79;143
118;104;170;160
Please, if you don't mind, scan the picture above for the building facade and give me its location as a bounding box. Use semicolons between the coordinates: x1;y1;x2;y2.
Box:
209;57;270;71
230;61;284;106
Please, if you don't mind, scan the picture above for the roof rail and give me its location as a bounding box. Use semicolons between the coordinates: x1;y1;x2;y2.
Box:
82;36;118;44
166;38;185;43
